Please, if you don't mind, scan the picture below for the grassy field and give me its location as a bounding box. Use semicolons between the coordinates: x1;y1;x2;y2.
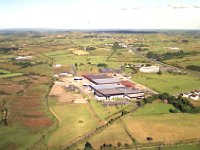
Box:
123;113;200;144
47;103;99;147
161;143;200;150
0;125;44;150
132;72;200;95
0;31;199;149
164;55;200;67
132;101;179;116
89;99;129;120
75;120;133;149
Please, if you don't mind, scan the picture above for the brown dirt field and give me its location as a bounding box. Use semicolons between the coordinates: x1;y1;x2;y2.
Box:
21;117;52;128
49;84;85;103
0;84;24;95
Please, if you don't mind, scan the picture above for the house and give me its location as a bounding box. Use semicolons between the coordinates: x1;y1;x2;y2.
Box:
182;93;192;98
189;94;199;101
139;66;160;73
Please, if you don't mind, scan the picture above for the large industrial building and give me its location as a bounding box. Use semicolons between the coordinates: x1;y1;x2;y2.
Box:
83;74;144;101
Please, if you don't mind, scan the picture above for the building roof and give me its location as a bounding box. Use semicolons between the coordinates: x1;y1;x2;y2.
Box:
92;77;121;85
90;84;125;91
99;68;122;74
96;87;144;97
83;74;111;80
120;80;136;87
126;93;144;98
119;88;143;94
98;89;124;96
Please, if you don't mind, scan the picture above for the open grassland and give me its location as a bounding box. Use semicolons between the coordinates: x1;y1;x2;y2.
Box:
89;99;129;120
0;125;44;150
132;73;200;95
47;103;99;147
161;143;200;150
75;120;133;149
133;101;179;116
164;55;200;67
123;114;200;144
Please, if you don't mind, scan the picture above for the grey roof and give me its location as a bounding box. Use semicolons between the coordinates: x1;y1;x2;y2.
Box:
90;84;125;91
119;88;144;94
92;77;120;84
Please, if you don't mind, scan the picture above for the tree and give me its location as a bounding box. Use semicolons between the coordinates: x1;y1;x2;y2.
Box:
84;141;93;150
75;63;78;70
157;70;162;75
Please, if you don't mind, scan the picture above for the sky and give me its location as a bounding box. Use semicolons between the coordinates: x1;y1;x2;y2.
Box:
0;0;200;29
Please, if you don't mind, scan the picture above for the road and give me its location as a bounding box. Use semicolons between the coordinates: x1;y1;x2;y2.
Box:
113;36;200;78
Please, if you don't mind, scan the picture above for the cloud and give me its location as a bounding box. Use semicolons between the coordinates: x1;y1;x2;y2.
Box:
119;7;129;11
168;3;190;9
193;4;200;8
119;6;150;11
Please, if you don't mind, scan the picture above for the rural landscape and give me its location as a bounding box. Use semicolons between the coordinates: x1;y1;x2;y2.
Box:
0;29;199;150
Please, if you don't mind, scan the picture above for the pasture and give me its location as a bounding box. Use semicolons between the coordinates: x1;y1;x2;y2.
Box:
123;114;200;144
47;103;99;147
132;72;200;95
75;120;133;149
132;101;179;116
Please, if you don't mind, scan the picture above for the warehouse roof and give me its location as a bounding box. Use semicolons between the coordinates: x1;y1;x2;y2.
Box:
119;88;144;94
92;77;121;84
90;84;125;91
83;74;111;80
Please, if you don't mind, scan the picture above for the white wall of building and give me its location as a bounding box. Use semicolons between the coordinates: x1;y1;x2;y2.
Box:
139;66;160;73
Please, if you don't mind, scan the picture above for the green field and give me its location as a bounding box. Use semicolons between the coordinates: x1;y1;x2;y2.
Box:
89;99;129;120
0;31;200;149
0;126;43;149
164;55;200;67
132;101;179;116
123;113;200;144
132;73;200;95
75;120;133;149
47;103;99;147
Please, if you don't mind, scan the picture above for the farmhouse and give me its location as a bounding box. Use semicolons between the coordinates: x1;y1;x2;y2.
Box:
139;66;160;73
181;90;200;101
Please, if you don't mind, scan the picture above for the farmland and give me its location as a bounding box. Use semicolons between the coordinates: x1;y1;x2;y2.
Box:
123;113;200;144
132;72;200;95
0;30;199;149
47;103;99;147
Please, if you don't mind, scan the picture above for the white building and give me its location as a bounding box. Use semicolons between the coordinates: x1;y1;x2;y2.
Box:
53;64;62;68
15;56;32;60
139;66;160;73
